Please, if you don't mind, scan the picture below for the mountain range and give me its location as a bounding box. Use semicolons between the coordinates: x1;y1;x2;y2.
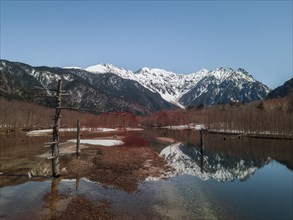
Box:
0;59;271;114
84;64;271;107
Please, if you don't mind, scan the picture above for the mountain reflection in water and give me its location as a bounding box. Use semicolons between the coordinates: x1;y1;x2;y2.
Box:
159;134;293;182
160;142;270;182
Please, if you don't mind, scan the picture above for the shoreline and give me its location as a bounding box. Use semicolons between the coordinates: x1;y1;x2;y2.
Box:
206;129;293;140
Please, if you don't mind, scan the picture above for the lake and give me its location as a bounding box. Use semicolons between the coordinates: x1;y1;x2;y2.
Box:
0;130;292;219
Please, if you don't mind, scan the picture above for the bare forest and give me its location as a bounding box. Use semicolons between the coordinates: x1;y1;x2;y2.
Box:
141;95;293;137
1;95;292;137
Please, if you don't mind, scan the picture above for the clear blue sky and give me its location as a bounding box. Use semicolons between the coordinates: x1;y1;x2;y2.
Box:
1;0;292;89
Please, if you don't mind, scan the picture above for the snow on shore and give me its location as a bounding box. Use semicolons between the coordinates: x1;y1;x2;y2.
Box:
26;127;143;136
208;128;293;137
67;139;123;146
162;124;205;130
27;128;93;136
38;137;124;158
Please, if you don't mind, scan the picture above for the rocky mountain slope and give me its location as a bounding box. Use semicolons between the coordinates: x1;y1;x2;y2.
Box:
266;77;293;99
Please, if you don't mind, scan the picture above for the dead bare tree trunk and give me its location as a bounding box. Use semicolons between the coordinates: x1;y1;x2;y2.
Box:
76;119;80;156
51;79;62;177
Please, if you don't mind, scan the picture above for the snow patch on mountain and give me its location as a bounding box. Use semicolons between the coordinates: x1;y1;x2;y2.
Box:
63;66;82;70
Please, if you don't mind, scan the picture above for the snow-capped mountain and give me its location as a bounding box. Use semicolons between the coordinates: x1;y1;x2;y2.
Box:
159;142;270;182
179;68;271;106
85;63;132;76
0;59;271;112
85;64;271;107
132;67;211;107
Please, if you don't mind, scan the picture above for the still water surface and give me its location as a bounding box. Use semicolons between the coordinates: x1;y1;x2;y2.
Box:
0;131;292;219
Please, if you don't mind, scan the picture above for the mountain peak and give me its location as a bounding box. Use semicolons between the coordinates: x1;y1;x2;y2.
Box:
209;67;255;83
197;68;209;73
85;64;108;74
135;67;150;74
85;63;130;75
135;67;178;77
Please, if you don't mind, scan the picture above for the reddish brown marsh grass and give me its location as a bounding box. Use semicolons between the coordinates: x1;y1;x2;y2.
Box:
121;135;150;147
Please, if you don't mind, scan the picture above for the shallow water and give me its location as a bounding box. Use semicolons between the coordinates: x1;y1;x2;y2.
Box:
0;130;292;219
0;177;225;219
